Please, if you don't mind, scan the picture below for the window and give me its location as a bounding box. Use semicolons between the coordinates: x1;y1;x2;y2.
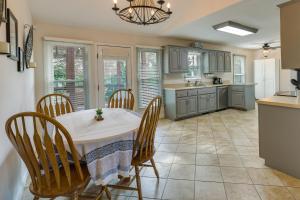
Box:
44;41;90;110
185;51;202;79
137;48;162;109
233;55;246;84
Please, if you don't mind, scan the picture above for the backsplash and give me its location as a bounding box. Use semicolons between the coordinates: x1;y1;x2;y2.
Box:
163;72;233;86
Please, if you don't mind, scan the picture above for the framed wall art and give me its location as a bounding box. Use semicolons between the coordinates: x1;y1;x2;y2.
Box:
18;47;24;72
0;0;7;25
6;8;18;61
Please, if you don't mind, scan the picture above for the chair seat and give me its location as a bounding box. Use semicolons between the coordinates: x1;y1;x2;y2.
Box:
29;164;90;198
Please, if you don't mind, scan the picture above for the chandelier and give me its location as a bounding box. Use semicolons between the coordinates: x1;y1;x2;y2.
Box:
112;0;172;25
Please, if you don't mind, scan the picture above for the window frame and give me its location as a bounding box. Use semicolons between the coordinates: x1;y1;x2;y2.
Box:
43;40;91;110
233;54;246;84
136;47;163;109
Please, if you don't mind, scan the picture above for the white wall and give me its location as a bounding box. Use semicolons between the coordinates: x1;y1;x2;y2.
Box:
0;0;34;200
33;21;255;109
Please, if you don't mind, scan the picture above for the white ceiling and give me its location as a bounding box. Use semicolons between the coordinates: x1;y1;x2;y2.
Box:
28;0;290;49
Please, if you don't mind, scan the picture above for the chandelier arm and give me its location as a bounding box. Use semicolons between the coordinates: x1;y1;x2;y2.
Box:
133;6;144;23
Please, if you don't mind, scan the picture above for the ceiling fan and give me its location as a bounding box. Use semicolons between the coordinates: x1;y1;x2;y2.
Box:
259;42;281;58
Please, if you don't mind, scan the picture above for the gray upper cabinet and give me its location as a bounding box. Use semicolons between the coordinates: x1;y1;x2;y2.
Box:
224;52;231;72
164;46;189;73
217;52;225;72
203;50;231;73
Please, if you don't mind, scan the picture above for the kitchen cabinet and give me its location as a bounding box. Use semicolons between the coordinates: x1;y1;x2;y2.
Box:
203;50;231;73
176;96;198;118
224;52;231;72
164;84;254;120
217;52;225;72
164;46;189;73
229;85;255;110
279;1;300;69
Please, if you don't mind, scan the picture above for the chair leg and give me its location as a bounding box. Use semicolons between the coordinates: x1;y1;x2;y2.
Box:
33;196;39;200
150;158;159;178
135;165;143;200
104;186;112;200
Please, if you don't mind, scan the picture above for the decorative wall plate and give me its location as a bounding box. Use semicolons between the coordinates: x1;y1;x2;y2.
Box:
24;25;33;68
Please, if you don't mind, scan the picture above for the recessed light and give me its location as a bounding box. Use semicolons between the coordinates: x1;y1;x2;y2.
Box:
213;21;258;36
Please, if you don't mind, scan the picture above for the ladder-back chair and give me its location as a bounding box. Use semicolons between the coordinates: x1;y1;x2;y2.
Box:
36;94;74;118
108;89;134;110
108;96;162;200
5;112;90;200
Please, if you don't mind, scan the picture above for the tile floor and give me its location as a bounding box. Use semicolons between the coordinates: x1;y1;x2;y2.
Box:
22;109;300;200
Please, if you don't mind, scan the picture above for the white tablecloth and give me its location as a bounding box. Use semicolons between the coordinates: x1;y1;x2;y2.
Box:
56;108;141;185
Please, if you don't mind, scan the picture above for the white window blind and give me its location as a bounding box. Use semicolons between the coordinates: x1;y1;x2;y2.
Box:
137;48;162;109
44;41;90;110
233;55;246;84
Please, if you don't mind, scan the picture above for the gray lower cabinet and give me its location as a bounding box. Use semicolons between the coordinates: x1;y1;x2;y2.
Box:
176;96;198;118
229;85;255;110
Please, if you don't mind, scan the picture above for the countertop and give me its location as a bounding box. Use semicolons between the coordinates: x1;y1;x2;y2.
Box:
256;96;300;109
164;83;256;90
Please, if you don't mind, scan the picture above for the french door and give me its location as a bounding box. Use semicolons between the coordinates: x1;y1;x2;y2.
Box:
97;46;132;107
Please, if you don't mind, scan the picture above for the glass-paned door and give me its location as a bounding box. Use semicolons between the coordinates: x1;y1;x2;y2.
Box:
44;41;90;110
97;46;131;106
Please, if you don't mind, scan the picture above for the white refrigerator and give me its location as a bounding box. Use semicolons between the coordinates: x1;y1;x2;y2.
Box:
254;59;279;99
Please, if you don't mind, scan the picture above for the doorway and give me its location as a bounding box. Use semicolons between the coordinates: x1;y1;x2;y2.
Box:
97;45;132;107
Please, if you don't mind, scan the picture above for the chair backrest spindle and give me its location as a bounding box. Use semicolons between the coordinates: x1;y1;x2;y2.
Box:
36;94;74;118
108;89;134;110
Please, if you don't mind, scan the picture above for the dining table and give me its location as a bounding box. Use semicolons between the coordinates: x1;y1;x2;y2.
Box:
55;108;141;186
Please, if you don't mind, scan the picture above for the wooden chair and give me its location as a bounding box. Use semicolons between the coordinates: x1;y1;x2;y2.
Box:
5;112;91;200
108;89;135;110
108;96;162;200
36;93;74;118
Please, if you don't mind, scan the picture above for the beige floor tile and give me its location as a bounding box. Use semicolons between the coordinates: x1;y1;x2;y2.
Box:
240;155;266;168
142;163;171;178
195;166;223;182
196;154;219;166
224;183;261;200
216;145;239;155
287;187;300;200
168;164;195;180
195;181;227;200
221;167;252;184
131;177;166;199
162;179;194;200
236;146;259;156
197;144;217;154
176;144;197;153
161;136;181;144
153;152;175;164
247;168;283;186
157;144;178;152
218;154;243;167
255;185;294;200
173;153;196;165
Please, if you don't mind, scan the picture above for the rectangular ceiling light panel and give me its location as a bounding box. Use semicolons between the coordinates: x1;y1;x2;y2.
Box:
213;21;258;36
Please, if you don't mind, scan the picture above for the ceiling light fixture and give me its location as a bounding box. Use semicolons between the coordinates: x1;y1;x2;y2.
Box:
213;21;258;36
112;0;172;25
